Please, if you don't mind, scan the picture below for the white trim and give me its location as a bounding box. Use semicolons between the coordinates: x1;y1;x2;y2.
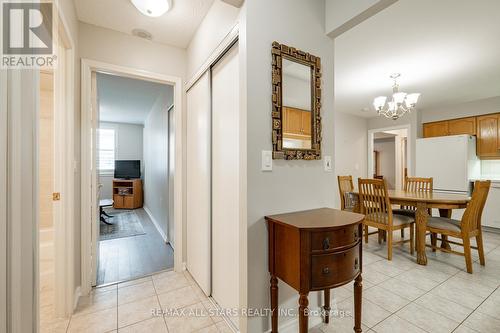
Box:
368;124;412;182
81;59;184;296
186;24;239;91
143;205;168;243
0;64;8;333
52;4;77;318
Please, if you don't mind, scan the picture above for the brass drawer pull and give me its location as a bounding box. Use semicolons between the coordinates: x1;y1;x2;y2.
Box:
322;267;330;275
354;258;359;270
322;238;330;250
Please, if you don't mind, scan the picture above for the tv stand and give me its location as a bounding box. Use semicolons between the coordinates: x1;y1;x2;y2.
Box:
113;179;143;209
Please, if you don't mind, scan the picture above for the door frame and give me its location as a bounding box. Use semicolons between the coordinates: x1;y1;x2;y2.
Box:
52;6;77;317
367;124;412;187
80;59;184;295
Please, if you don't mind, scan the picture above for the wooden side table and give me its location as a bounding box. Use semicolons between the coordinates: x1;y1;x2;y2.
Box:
265;208;365;333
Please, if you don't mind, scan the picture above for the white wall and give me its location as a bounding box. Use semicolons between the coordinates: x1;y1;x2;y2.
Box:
186;0;241;79
334;111;368;203
79;23;186;80
98;122;144;200
325;0;397;36
420;95;500;123
374;138;396;189
143;94;172;242
245;0;336;331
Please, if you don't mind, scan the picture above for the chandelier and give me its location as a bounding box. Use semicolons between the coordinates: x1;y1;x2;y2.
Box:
373;73;420;120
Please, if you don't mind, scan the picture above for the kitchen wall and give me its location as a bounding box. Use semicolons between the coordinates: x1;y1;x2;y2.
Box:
374;137;396;189
143;93;172;243
245;0;335;331
98;122;144;200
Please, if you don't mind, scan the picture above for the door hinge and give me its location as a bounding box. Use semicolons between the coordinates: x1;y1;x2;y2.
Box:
53;192;61;201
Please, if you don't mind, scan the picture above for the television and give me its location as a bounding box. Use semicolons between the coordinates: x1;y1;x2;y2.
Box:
114;160;141;179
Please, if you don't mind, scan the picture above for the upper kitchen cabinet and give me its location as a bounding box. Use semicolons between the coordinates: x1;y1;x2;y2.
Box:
477;114;500;158
423;120;449;137
448;117;476;136
423;117;476;138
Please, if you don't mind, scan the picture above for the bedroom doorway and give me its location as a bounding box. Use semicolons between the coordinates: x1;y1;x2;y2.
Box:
94;72;175;286
82;59;182;295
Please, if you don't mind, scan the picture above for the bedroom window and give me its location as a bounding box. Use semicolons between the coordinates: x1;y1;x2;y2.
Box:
98;128;115;172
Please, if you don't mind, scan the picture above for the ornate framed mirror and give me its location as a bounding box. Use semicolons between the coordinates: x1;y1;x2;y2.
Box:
271;41;322;160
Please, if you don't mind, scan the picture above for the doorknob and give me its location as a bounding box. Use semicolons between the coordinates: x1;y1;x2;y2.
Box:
52;192;61;201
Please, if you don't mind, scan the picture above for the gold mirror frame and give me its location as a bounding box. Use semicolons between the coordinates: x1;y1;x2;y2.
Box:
271;41;322;160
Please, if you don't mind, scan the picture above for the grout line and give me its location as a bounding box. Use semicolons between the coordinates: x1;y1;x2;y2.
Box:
451;285;499;333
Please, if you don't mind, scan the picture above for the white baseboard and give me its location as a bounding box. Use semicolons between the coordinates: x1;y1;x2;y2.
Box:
73;286;81;311
143;205;168;243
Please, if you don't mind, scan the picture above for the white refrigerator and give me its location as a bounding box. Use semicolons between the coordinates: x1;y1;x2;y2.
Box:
416;135;480;194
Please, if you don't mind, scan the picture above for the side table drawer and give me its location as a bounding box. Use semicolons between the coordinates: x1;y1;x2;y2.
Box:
311;225;359;252
311;244;360;289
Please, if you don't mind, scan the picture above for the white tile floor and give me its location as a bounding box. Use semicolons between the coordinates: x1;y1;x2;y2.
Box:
42;230;500;333
311;230;500;333
42;270;233;333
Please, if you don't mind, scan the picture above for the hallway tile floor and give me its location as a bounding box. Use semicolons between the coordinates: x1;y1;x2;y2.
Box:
45;270;233;333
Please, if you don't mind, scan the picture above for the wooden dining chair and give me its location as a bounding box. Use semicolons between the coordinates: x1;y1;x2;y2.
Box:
358;178;415;260
393;177;433;237
338;175;355;211
426;180;491;273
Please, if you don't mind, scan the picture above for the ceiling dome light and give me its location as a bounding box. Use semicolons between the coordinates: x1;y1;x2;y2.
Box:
131;0;172;17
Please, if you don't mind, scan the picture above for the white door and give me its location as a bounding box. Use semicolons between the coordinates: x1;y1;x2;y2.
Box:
186;72;212;295
211;43;240;329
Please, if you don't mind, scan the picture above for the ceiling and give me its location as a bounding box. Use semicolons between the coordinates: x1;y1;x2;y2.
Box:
97;72;173;125
74;0;215;48
334;0;500;118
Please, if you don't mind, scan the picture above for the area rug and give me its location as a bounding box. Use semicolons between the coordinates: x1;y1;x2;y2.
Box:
100;208;146;241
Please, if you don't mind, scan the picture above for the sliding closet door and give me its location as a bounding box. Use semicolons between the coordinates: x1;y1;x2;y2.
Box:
211;43;240;329
186;72;211;295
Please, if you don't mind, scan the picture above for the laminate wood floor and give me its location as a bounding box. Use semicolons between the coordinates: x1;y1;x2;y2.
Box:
97;208;174;286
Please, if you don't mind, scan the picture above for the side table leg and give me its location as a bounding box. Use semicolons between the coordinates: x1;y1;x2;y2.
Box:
299;293;309;333
270;276;278;333
324;289;331;324
354;275;362;333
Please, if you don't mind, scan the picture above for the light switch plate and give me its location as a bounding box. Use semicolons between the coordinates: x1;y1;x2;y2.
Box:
262;150;273;171
324;156;333;172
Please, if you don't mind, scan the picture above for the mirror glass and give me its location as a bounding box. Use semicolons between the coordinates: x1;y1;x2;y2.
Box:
281;58;312;150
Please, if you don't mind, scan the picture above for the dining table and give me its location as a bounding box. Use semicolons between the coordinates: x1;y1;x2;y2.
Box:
349;189;471;265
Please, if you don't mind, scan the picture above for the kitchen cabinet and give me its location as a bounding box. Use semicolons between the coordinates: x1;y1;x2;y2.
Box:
423;121;448;138
477;114;500;158
283;106;311;138
448;117;476;135
423;117;476;138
